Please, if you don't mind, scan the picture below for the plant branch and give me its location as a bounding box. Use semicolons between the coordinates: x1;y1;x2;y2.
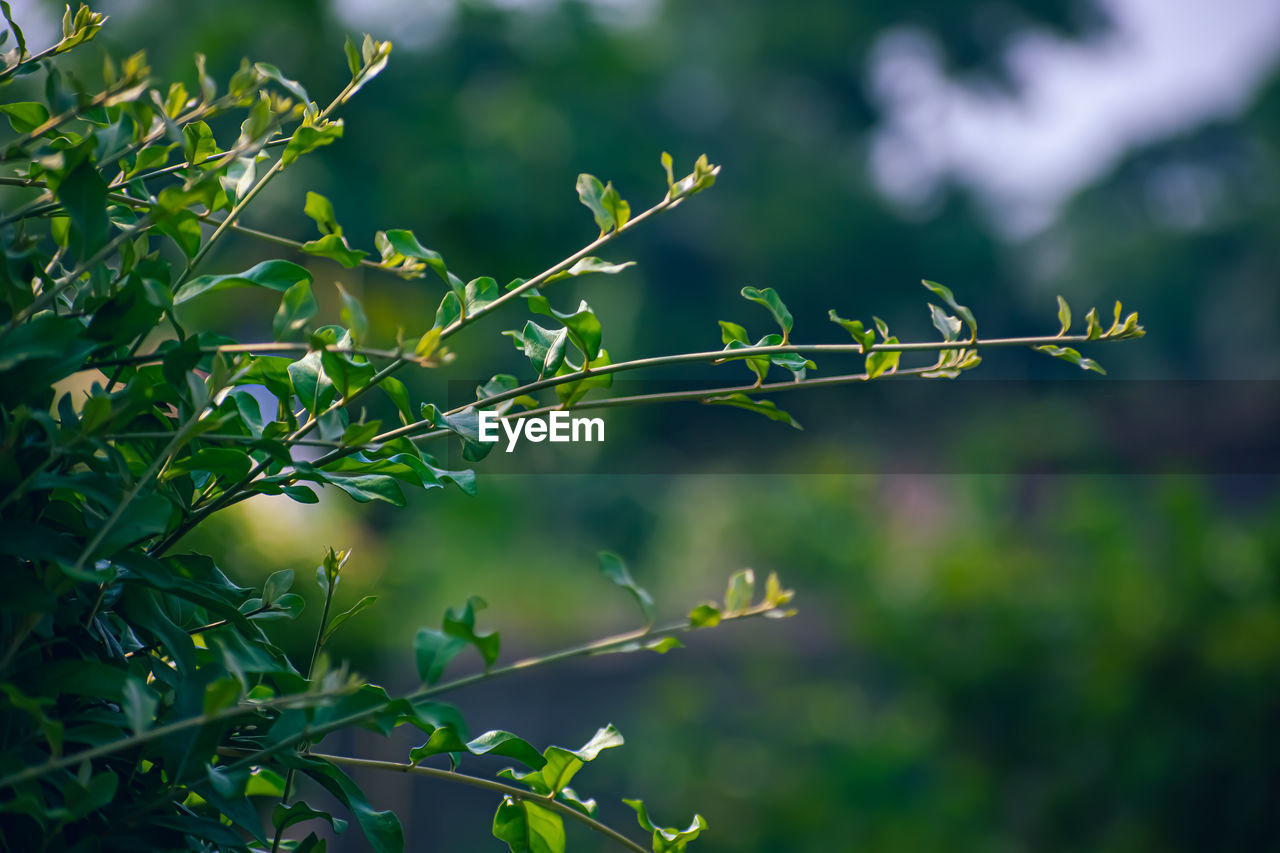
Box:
0;685;360;792
292;751;650;853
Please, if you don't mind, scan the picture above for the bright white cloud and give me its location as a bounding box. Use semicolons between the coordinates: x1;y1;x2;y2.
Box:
867;0;1280;237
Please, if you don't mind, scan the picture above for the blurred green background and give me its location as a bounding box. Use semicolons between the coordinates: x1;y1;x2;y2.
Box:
15;0;1280;848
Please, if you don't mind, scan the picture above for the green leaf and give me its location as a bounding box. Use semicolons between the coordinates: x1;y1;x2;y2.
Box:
0;102;49;133
255;61;310;105
303;234;368;268
705;393;802;430
121;677;157;736
724;568;755;615
829;310;876;351
598;551;655;626
344;35;362;77
273;801;348;837
466;730;547;770
928;304;962;342
623;799;707;852
689;603;721;628
865;320;901;379
177;260;311;305
54;156;110;259
1035;345;1106;374
282;119;344;166
553;349;612;408
293;757;403;853
601;182;630;231
505;321;568;376
921;280;977;340
543;256;636;283
414;628;466;685
288;351;337;414
514;725;624;796
740;286;793;341
493;797;565;853
1056;295;1071;336
382;376;413;424
322;595;377;644
274;280;318;340
524;295;603;361
443;596;500;667
576;173;614;236
304;192;340;235
336;283;369;344
380;229;450;283
316;471;406;505
262;568;294;605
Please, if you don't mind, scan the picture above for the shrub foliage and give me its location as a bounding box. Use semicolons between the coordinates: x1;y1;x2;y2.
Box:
0;7;1142;851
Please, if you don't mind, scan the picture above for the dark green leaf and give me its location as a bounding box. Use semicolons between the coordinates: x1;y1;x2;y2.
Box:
705;393;802;429
274;280;318;340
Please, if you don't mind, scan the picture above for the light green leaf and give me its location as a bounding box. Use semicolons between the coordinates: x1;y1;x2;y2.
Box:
492;797;564;853
576;173;614;235
921;280;977;340
623;799;707;853
688;603;721;628
544;257;636;283
829;310;876;351
598;551;655;626
1057;295;1071;336
724;568;755;615
1035;344;1106;374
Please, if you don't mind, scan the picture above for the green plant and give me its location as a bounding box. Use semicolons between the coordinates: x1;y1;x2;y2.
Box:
0;7;1144;852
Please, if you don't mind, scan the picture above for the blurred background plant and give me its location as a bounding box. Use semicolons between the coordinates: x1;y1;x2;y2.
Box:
5;0;1278;850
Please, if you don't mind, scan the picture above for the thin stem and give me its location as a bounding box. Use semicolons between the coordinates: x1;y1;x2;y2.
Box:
214;603;784;783
123;605;272;659
85;340;430;371
322;332;1115;458
106;431;345;449
0;214;153;340
298;751;649;853
177;70;362;288
155;193;699;543
0;77;143;161
75;407;200;588
0;43;60;84
0;685;359;791
271;570;339;852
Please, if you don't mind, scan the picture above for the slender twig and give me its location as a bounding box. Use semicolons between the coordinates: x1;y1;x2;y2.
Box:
0;214;155;339
0;42;61;84
152;193;704;547
0;685;360;791
0;77;144;161
213;603;784;782
0;602;781;792
105;431;345;449
177;64;364;288
86;340;431;370
123;605;272;659
286;751;649;853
